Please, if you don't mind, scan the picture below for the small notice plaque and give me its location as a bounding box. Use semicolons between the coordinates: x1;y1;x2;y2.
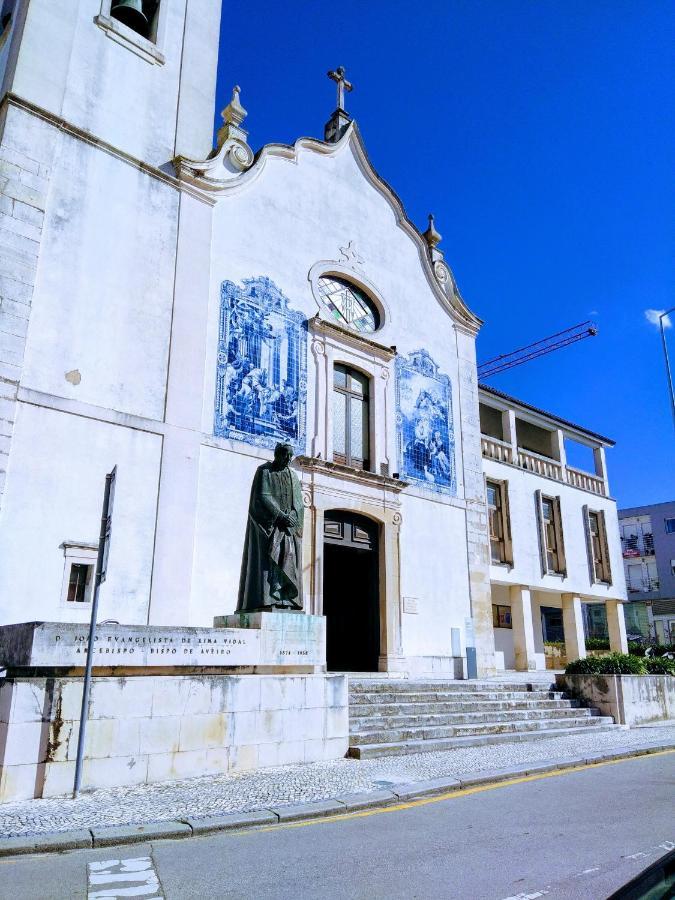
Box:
403;596;419;615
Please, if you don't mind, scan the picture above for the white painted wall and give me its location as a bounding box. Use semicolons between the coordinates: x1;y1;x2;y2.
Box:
7;0;221;164
399;494;472;657
20;124;177;420
0;403;161;625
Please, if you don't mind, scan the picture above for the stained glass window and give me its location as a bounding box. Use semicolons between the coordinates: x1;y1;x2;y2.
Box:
317;276;380;333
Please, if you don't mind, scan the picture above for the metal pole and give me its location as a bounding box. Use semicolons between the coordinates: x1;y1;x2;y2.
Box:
659;307;675;431
72;471;114;799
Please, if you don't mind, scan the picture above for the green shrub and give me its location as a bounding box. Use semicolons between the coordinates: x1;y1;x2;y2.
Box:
585;638;610;651
544;641;565;650
565;653;647;675
628;640;675;658
644;656;675;675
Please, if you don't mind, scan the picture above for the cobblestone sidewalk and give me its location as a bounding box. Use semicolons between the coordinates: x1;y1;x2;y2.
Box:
1;726;673;839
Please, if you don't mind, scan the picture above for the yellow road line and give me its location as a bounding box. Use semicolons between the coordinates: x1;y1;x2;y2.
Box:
250;749;675;834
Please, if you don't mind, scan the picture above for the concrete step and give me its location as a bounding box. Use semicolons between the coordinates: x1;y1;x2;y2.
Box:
349;698;582;717
349;707;597;732
349;690;568;704
349;680;555;694
349;715;615;746
347;723;621;758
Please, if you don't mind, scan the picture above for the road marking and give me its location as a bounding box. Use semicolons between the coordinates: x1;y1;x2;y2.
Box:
244;749;675;835
625;839;675;861
87;856;163;900
499;891;549;900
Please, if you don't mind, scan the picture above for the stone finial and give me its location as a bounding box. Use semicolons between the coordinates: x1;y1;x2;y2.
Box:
423;214;442;250
221;85;247;128
215;85;253;170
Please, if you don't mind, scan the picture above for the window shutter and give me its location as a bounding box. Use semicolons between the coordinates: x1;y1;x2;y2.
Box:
554;496;567;577
582;504;596;584
534;489;548;576
599;510;613;585
502;481;513;565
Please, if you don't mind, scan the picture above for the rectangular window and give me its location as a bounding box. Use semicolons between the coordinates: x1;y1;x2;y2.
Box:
665;518;675;534
486;480;512;564
584;506;612;585
542;497;559;573
492;604;512;629
535;491;566;576
333;364;370;469
67;563;93;603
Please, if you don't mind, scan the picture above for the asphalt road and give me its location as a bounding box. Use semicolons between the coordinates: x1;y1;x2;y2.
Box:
1;752;673;900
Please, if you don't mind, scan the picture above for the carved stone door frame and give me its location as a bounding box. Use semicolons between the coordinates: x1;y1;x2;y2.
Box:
300;477;405;673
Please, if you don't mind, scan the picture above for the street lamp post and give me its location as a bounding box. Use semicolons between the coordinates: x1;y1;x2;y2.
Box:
659;307;675;431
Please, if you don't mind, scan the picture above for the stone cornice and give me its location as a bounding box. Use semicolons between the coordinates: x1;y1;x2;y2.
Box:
308;316;396;360
294;455;408;493
0;93;217;204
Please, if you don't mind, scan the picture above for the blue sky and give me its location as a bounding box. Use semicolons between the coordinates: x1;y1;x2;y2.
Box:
214;1;674;508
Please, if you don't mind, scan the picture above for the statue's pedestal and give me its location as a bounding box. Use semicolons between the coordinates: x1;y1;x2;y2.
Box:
0;616;342;803
213;611;326;671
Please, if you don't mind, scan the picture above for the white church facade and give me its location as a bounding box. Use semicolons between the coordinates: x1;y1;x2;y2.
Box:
0;0;628;678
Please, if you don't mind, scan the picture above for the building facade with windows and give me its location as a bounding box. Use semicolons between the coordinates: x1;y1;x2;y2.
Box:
618;501;675;644
0;0;628;676
480;386;627;670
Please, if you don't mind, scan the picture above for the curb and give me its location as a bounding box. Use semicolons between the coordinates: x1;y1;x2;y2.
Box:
0;741;671;858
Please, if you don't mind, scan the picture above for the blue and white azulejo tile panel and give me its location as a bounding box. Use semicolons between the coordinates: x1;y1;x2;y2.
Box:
396;349;456;496
214;277;307;453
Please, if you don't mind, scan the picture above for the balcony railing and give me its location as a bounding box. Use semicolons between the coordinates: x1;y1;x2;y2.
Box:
627;578;660;593
565;465;606;496
480;435;608;496
621;535;655;558
518;448;564;481
481;436;514;464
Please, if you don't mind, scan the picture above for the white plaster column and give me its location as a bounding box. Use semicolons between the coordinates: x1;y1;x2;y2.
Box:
310;338;327;459
594;446;610;495
552;429;568;482
509;585;537;671
373;366;390;475
561;593;586;662
379;510;404;672
606;599;628;653
502;408;518;464
306;499;324;617
148;190;213;625
324;345;335;461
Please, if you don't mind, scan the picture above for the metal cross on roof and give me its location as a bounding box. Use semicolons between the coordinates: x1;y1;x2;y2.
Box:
327;66;353;111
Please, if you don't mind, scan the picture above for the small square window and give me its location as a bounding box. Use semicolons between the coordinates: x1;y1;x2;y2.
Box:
60;542;98;608
665;518;675;534
492;604;512;629
67;564;92;603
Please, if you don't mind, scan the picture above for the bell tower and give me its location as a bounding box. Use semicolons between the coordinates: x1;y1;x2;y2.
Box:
0;0;223;164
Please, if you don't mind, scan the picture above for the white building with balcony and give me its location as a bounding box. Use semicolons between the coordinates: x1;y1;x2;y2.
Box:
0;0;628;679
479;385;628;671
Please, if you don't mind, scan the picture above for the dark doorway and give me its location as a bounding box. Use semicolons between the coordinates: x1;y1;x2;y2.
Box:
323;511;380;672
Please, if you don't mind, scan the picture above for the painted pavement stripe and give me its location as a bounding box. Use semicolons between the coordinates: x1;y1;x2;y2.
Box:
87;856;164;900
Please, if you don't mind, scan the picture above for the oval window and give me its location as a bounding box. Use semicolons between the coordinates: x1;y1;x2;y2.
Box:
317;276;380;334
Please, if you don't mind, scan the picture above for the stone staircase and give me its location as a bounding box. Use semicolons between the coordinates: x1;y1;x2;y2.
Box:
348;678;618;758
